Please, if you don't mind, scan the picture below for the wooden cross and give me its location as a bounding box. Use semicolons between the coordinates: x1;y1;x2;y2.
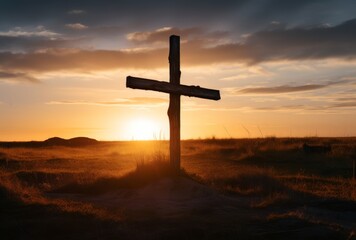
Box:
126;35;220;171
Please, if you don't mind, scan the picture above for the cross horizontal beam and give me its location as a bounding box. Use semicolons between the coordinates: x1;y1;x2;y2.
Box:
126;76;220;100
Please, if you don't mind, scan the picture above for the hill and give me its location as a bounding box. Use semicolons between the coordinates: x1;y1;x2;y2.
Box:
0;137;98;148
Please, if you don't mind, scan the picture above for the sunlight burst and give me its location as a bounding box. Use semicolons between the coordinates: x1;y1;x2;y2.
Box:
128;118;160;140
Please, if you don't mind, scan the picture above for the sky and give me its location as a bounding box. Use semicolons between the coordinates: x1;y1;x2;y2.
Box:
1;0;356;141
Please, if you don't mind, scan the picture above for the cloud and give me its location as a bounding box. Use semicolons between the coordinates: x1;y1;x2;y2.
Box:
0;71;39;83
238;84;327;94
220;66;271;81
47;97;167;106
0;26;75;52
65;23;89;30
257;101;356;112
67;9;86;15
180;104;315;113
126;27;229;47
332;102;356;108
128;18;356;65
1;19;356;73
2;0;351;37
184;19;356;65
236;80;348;94
0;36;86;52
240;18;356;63
215;103;356;114
0;27;60;38
334;97;356;102
127;27;203;44
0;48;167;72
1;1;355;54
252;105;308;112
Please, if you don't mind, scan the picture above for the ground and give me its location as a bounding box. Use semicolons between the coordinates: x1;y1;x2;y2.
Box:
0;138;355;239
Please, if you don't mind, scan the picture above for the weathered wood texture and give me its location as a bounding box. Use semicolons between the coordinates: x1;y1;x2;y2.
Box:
168;35;181;170
126;77;220;100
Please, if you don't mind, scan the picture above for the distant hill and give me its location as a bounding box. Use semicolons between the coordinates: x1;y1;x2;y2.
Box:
0;137;98;148
43;137;67;146
67;137;98;146
44;137;98;146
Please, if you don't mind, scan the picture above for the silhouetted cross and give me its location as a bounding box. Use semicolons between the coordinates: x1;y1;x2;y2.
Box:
126;35;220;171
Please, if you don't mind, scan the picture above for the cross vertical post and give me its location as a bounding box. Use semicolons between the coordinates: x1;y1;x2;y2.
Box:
168;35;181;171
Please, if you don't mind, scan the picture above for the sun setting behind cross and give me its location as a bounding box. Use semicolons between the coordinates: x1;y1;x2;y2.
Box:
127;118;162;140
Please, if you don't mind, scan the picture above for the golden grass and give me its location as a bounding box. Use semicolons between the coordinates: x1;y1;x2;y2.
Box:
0;137;355;211
0;168;120;221
281;175;356;201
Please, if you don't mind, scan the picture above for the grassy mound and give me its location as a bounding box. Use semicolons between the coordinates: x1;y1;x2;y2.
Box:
53;160;183;195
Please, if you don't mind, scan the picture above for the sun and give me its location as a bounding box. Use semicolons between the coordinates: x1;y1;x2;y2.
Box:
127;118;161;140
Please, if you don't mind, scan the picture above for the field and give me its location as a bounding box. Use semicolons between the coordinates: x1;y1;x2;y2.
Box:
1;138;356;239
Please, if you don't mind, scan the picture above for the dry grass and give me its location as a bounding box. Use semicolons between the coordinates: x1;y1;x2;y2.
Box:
0;137;355;239
0;168;120;221
281;175;356;201
1;138;356;203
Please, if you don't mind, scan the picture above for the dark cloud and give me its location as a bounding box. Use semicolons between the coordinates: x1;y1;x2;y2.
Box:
67;9;86;15
1;18;356;72
182;18;356;65
0;24;127;52
130;18;356;66
241;18;356;63
243;102;356;113
0;71;39;83
189;18;356;65
0;0;354;65
332;102;356;108
238;84;326;94
0;35;86;52
0;0;354;37
236;81;348;94
335;97;356;102
0;48;167;72
0;1;246;29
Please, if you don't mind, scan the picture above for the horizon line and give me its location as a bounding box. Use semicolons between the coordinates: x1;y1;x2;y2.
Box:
1;135;356;143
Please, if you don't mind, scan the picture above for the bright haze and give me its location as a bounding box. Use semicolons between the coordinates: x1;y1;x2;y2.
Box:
1;0;356;141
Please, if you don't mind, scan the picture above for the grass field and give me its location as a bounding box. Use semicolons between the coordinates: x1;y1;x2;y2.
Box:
0;138;355;239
